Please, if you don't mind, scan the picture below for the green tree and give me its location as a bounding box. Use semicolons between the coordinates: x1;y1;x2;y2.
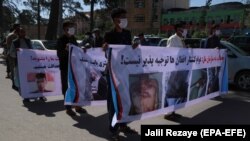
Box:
24;0;83;40
19;10;36;25
0;0;20;34
199;0;212;26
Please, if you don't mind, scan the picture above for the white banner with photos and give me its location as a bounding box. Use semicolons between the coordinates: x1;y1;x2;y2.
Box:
109;45;228;123
17;49;62;98
65;45;107;106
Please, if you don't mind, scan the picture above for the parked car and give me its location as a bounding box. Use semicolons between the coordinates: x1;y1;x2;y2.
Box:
31;40;57;50
133;36;163;46
158;38;250;91
227;36;250;54
157;38;168;47
158;38;202;48
206;40;250;91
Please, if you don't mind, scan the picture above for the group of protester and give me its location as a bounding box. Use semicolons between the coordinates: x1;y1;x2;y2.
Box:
2;24;47;102
1;7;222;141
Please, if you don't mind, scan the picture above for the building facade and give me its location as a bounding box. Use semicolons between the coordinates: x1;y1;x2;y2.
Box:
162;0;189;10
122;0;190;36
123;0;163;36
161;2;250;37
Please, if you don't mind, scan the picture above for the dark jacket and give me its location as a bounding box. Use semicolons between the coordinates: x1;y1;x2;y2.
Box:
13;38;32;49
205;35;221;49
104;28;132;45
56;35;78;71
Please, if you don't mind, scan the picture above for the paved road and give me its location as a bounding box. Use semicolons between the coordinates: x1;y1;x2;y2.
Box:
0;48;250;141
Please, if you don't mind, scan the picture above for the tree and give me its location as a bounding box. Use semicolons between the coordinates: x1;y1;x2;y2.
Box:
45;0;59;40
199;0;212;26
99;0;125;10
24;0;83;40
0;0;20;35
19;10;36;25
82;0;126;32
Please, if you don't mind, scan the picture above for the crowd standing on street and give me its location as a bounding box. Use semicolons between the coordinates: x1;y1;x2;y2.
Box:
0;6;226;141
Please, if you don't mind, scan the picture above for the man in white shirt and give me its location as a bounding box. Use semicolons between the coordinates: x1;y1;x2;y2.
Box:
165;22;188;121
166;22;187;48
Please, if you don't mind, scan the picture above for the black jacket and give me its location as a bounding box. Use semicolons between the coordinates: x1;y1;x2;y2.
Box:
56;35;78;71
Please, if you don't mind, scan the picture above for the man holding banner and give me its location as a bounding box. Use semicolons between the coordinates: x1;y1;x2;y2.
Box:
165;22;187;121
103;8;138;141
56;20;87;116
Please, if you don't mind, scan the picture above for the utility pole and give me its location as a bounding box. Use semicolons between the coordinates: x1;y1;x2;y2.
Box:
37;0;41;39
57;0;63;37
90;0;94;32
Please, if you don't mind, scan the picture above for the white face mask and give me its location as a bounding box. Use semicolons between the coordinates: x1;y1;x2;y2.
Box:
119;18;128;29
215;30;221;36
182;29;188;38
68;27;75;36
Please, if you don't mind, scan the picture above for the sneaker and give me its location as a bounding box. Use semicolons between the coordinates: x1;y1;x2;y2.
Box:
110;132;120;141
5;74;10;79
23;98;30;103
164;112;182;121
66;109;77;116
75;107;87;114
39;97;47;102
119;125;137;134
12;85;19;91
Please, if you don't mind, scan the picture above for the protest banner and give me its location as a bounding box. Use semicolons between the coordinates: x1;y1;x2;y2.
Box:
65;45;107;106
108;45;228;123
17;49;62;98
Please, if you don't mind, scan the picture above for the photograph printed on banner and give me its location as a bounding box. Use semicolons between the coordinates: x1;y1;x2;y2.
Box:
128;72;163;115
164;70;190;107
189;69;208;100
27;72;55;94
207;67;221;94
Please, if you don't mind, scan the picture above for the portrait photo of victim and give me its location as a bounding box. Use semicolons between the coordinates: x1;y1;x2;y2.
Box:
207;67;221;94
129;72;162;115
189;69;208;100
164;70;189;107
27;72;54;93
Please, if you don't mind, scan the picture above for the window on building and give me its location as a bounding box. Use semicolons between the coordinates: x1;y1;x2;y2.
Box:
170;18;175;25
153;15;158;22
134;15;145;22
163;18;169;24
227;15;231;23
134;0;145;8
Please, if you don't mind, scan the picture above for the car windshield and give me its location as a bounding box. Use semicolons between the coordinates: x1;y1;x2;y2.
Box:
222;41;250;56
42;40;57;50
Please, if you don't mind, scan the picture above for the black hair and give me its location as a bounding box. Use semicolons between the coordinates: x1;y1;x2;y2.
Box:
111;8;127;20
138;33;144;37
36;73;46;79
12;23;20;29
173;21;185;31
63;20;74;29
210;24;220;34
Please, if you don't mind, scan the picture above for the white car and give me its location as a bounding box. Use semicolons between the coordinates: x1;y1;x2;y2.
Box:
221;41;250;91
158;38;250;91
31;40;57;50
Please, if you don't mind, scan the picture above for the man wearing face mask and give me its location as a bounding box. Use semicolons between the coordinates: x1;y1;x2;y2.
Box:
205;24;221;49
166;22;187;48
102;8;138;141
164;22;188;121
56;20;87;116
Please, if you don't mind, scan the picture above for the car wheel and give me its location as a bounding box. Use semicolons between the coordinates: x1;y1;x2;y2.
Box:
235;71;250;91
